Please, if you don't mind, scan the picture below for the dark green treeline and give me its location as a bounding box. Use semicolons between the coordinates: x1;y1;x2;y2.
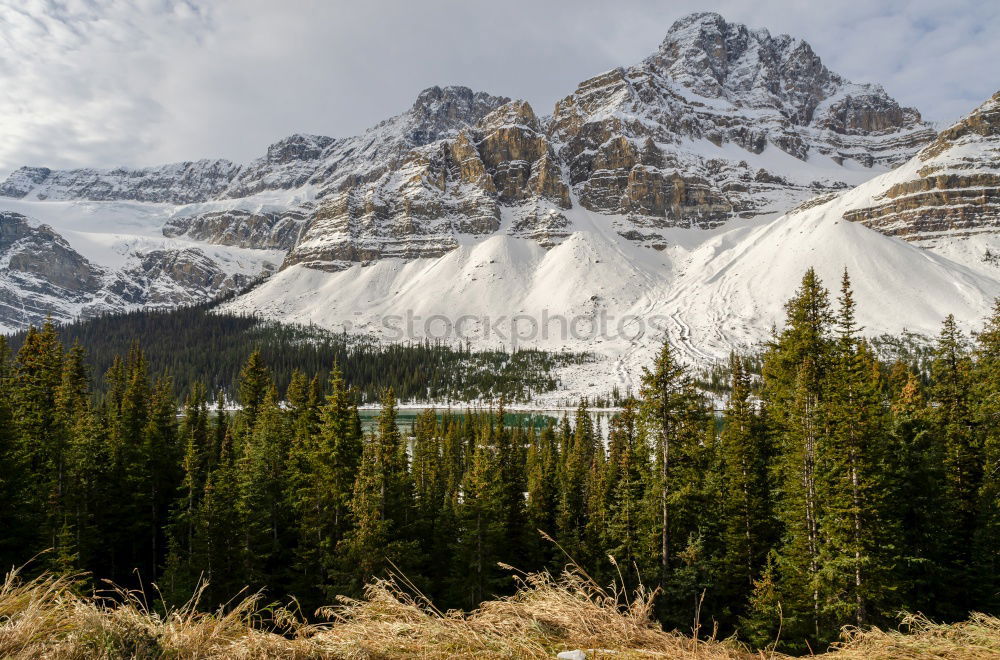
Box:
0;268;996;653
4;305;588;403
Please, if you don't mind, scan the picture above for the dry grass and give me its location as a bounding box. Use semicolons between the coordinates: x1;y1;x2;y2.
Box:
314;568;753;658
830;612;1000;659
0;564;995;659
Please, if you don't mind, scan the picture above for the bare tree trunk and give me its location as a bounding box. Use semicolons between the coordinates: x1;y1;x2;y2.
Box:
661;430;670;583
851;453;864;625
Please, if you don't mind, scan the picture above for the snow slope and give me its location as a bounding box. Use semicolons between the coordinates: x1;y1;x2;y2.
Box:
222;195;1000;402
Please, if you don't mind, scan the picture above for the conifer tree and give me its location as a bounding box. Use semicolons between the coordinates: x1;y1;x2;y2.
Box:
971;301;1000;612
495;402;528;563
237;350;271;430
0;336;28;569
411;408;450;595
453;422;506;607
195;432;243;606
163;384;210;602
526;420;560;567
144;376;180;579
718;353;771;607
818;270;886;626
557;402;595;559
931;314;980;611
604;399;648;587
342;388;414;592
104;343;154;584
238;384;291;591
761;269;834;645
885;370;944;614
50;341;90;568
12;321;65;555
638;340;702;585
290;366;363;601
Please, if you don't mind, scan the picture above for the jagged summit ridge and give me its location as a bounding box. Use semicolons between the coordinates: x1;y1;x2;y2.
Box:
0;159;240;204
650;11;921;134
404;85;512;145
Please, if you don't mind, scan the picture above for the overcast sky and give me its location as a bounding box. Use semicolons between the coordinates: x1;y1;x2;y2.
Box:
0;0;997;177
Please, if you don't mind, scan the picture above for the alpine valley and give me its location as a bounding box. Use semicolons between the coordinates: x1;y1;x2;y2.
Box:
3;12;999;400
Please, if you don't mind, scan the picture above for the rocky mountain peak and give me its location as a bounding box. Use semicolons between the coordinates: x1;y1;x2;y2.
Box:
0;166;52;198
264;134;335;164
647;11;925;137
405;85;511;145
652;12;837;116
920;90;1000;160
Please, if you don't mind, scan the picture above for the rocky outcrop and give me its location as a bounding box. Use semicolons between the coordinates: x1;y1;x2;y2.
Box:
0;167;52;198
109;249;265;307
0;210;272;330
843;91;1000;239
472;101;571;208
164;209;309;251
283;100;577;270
1;160;240;204
288;139;502;270
221;134;335;198
0;212;106;327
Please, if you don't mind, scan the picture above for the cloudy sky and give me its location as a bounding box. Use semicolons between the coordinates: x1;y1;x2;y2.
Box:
0;0;997;177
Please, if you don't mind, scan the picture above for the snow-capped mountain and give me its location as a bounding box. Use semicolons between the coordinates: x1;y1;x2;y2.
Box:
222;87;1000;400
1;11;997;399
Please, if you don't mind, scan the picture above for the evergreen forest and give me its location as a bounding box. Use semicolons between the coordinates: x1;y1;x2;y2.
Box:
0;268;997;653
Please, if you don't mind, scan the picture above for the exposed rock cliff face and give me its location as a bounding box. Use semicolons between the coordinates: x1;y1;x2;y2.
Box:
843;91;1000;239
0;212;106;327
0;211;272;330
163;209;308;251
287;98;575;269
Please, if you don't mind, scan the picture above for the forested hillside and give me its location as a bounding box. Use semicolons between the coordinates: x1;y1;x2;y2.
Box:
4;305;587;403
0;268;997;653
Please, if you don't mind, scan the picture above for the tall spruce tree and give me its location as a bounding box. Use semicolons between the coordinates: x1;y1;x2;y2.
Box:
818;270;886;627
638;340;702;585
526;420;561;568
718;353;772;610
604;398;649;589
0;337;17;568
12;321;65;559
342;388;415;593
288;366;362;602
931;314;980;613
556;401;596;559
453;420;506;607
238;384;291;592
972;301;1000;612
760;268;834;646
885;370;944;614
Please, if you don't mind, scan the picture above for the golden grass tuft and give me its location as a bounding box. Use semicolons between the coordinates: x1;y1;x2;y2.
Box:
830;612;1000;659
314;568;753;658
0;563;996;659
